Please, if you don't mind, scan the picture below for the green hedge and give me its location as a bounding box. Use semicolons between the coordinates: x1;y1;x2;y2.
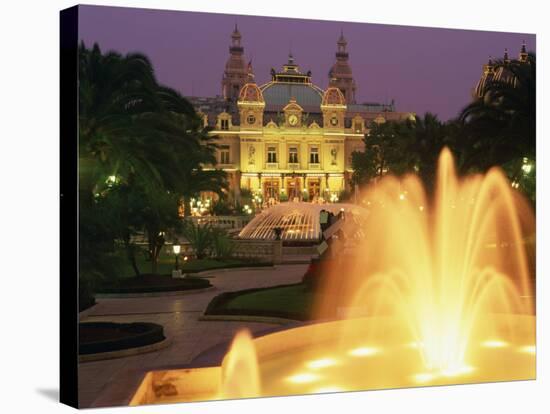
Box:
96;274;211;294
79;322;165;355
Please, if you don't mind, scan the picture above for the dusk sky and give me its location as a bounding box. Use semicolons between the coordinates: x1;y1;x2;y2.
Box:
79;5;535;121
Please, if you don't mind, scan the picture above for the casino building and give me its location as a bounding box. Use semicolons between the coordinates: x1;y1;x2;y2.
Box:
189;26;415;203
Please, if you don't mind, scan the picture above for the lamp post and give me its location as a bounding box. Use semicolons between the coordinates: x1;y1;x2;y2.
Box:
172;243;181;271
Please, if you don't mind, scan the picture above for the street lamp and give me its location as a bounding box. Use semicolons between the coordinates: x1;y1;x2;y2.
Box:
172;243;181;271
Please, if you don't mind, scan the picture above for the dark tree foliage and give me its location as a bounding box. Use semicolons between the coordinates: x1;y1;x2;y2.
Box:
352;113;457;194
78;42;227;291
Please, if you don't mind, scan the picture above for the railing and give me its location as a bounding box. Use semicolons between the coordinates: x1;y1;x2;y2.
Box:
309;163;321;169
188;215;251;230
265;162;279;169
232;239;278;262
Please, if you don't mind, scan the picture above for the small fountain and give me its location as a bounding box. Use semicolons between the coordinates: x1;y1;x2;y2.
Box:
219;330;261;399
238;202;366;241
130;149;535;405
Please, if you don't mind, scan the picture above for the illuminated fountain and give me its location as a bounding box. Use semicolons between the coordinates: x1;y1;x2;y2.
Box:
238;202;366;241
130;149;535;405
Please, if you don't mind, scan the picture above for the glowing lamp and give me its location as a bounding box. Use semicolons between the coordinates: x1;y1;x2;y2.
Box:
172;243;181;271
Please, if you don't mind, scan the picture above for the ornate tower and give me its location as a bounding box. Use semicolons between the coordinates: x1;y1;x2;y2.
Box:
321;87;347;130
328;31;356;104
519;40;528;63
237;82;265;130
222;25;248;101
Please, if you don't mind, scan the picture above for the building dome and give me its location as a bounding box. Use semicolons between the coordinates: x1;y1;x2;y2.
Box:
473;57;495;99
238;83;265;103
261;83;323;112
493;65;517;86
473;44;531;99
492;48;517;85
322;87;346;106
238;202;367;241
260;53;324;112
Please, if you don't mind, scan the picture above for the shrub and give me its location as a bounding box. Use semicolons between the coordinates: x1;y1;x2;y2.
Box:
182;220;214;259
211;198;234;216
211;228;235;259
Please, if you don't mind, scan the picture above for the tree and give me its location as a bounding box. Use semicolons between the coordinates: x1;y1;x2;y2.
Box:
405;113;458;192
351;121;407;186
351;113;456;194
459;53;535;201
78;42;227;281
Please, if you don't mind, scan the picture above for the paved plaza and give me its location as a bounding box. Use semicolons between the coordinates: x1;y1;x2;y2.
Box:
78;264;307;407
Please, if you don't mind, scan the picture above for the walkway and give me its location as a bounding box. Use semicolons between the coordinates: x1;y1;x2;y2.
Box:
78;264;307;408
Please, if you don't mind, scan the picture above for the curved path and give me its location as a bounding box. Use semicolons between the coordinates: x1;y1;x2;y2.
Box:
79;263;307;408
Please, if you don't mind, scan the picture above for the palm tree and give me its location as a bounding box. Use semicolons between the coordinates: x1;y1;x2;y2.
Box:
78;42;227;278
78;42;163;199
404;113;458;192
459;53;535;173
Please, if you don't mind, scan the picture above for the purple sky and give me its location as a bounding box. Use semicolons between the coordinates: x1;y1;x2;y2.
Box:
78;5;535;121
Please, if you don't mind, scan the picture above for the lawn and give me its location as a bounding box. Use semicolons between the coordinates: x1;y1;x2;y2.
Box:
205;283;316;321
116;248;271;278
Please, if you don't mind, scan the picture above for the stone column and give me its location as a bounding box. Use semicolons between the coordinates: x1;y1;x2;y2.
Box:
272;239;283;264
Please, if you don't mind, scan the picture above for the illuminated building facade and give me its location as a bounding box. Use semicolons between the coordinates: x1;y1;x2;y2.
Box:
190;26;415;203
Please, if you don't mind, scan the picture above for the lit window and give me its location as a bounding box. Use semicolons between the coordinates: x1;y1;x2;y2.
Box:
289;147;298;163
267;146;277;163
220;119;229;130
310;147;320;164
220;145;230;164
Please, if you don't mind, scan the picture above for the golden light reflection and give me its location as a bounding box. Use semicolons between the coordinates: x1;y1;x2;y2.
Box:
407;342;424;349
412;365;475;383
348;347;379;357
287;373;320;384
307;358;338;369
413;372;436;383
481;340;508;348
520;345;536;355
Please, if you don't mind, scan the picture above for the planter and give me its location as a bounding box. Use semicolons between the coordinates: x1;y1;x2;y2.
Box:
79;322;165;355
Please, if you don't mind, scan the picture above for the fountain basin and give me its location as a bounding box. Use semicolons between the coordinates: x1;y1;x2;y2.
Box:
130;313;535;406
